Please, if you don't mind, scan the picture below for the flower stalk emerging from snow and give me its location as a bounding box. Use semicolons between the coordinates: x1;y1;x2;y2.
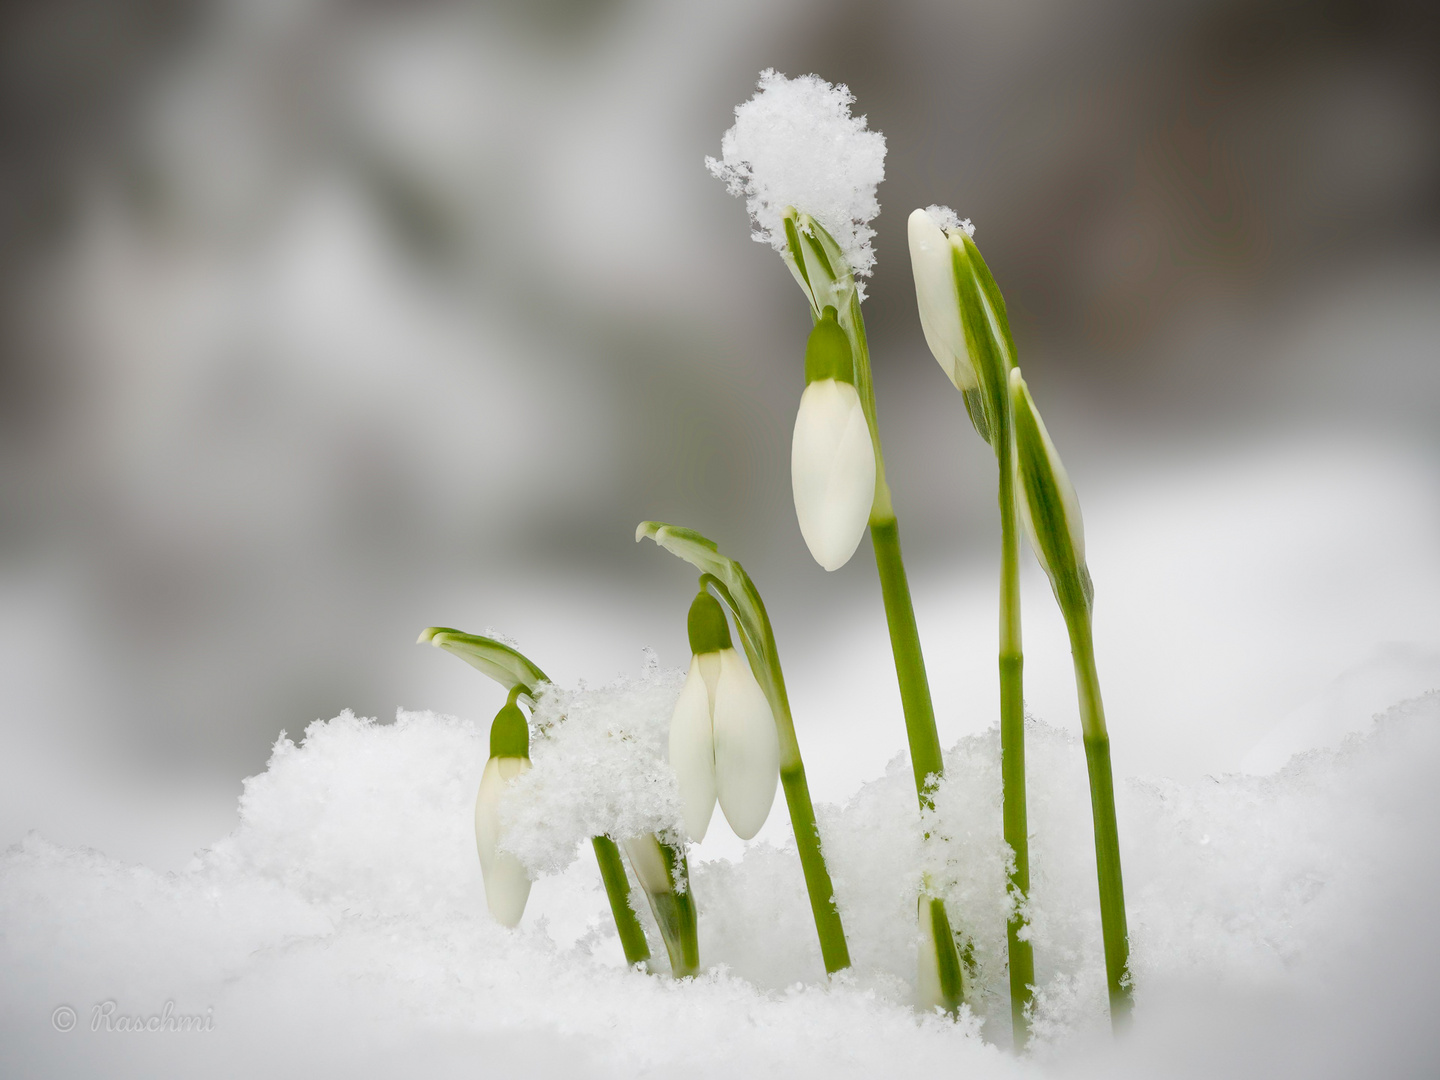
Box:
670;589;780;841
638;521;851;974
908;207;1036;1043
475;687;534;926
417;627;653;967
710;71;958;1009
1009;371;1132;1028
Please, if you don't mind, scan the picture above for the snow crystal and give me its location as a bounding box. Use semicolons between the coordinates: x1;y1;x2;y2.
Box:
924;204;975;237
706;69;887;282
501;660;687;875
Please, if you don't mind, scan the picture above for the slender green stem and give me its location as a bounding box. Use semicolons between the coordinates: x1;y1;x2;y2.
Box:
591;836;652;969
869;517;944;804
997;413;1036;1045
1065;610;1132;1028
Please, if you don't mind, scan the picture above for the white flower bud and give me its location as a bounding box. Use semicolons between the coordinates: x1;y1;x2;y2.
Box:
907;208;977;392
475;755;533;927
712;647;780;840
791;378;876;571
669;645;778;843
669;654;718;841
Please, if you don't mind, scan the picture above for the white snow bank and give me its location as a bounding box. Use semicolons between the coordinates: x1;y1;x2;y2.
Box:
706;70;886;283
5;687;1440;1077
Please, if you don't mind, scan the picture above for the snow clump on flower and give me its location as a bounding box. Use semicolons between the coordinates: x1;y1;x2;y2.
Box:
922;204;975;237
706;69;887;284
500;650;687;876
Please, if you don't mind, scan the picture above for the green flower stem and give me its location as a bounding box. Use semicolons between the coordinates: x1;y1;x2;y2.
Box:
1063;609;1132;1028
845;296;965;1012
636;525;850;974
623;835;700;977
591;836;652;969
996;406;1036;1045
868;517;943;801
419;627;658;970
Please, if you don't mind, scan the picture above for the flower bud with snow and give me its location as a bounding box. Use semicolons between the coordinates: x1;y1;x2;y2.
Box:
907;207;977;393
669;590;779;841
1009;367;1093;614
791;307;876;571
475;691;534;926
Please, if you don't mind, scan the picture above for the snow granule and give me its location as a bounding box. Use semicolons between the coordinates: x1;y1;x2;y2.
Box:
706;69;887;283
924;204;975;237
4;693;1440;1076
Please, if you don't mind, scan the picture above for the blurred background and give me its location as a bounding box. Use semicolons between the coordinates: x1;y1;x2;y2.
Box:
1;0;1438;868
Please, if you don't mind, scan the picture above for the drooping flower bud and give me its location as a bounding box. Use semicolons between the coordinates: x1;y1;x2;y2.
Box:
791;307;876;572
1009;368;1092;614
668;589;779;841
474;690;534;927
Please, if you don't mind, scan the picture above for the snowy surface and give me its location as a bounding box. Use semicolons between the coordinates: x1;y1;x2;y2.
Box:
5;682;1440;1077
4;434;1439;1078
706;70;886;281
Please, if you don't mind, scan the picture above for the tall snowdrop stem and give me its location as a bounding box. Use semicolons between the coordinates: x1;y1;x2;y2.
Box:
622;835;700;978
997;432;1036;1043
1009;370;1132;1030
637;524;851;974
782;211;961;1007
417;627;653;968
1065;610;1132;1028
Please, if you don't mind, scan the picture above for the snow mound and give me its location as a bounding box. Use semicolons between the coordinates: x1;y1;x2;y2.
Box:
706;70;886;283
4;694;1440;1077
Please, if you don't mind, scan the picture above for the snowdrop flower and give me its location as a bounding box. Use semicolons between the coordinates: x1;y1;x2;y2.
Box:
792;306;876;571
1009;367;1092;613
669;589;779;841
475;689;533;926
907;207;978;392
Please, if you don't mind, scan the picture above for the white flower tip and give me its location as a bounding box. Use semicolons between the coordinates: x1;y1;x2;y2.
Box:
712;650;779;840
791;380;876;571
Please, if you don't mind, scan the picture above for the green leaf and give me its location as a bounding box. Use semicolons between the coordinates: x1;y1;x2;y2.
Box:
417;626;550;700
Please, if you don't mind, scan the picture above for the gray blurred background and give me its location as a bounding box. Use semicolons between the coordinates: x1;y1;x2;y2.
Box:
2;0;1438;866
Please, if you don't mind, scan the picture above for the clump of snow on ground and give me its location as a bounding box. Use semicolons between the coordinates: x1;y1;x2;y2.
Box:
3;689;1440;1077
504;653;686;875
706;69;886;282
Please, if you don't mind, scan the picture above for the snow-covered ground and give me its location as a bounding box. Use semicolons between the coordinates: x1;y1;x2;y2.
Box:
3;435;1439;1078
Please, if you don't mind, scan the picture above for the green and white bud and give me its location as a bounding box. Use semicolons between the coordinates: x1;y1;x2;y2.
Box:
1009;368;1092;613
906;208;976;393
791;307;876;572
475;690;533;927
668;589;779;841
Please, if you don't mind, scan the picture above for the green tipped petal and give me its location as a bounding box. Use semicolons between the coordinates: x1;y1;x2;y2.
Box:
418;627;549;700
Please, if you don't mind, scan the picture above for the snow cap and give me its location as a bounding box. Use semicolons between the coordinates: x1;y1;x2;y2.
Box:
707;69;886;284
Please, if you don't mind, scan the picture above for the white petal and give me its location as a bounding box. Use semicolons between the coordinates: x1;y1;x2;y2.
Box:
712;648;779;840
475;756;533;927
907;208;974;391
669;656;718;842
622;835;672;897
791;380;876;571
